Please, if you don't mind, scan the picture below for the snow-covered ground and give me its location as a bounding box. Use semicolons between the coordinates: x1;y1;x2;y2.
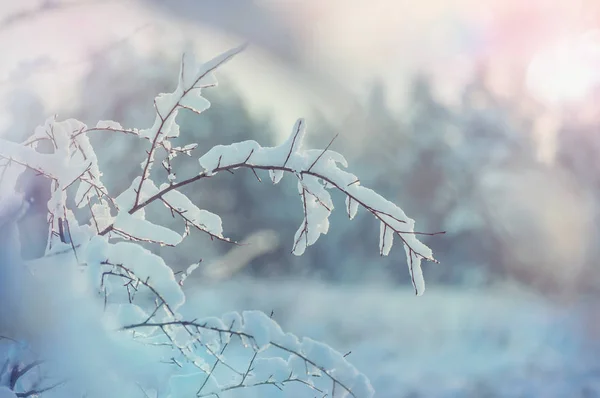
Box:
185;278;600;397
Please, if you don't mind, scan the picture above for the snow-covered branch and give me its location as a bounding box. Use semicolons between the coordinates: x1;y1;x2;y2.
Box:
93;117;436;294
122;311;370;398
0;44;439;397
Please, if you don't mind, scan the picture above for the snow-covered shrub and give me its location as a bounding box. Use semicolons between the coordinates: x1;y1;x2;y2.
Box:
0;45;435;397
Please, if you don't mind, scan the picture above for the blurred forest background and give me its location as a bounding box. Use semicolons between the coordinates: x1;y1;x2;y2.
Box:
2;1;600;396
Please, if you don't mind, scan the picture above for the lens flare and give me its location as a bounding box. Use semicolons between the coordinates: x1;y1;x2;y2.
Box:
527;31;600;105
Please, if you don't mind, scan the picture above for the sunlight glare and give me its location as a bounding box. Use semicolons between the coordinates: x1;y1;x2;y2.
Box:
527;32;600;105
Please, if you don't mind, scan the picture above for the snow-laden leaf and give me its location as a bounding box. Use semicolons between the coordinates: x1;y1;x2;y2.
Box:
112;211;182;246
86;240;186;311
160;185;226;241
300;337;374;396
161;113;181;140
179;45;245;90
240;310;282;351
0;137;59;178
179;92;211;115
94;120;139;135
406;245;426;296
199;140;261;172
155;91;181;119
72;132;109;208
292;175;333;255
174;143;198;155
115;176;157;210
96;120;123;130
282;118;306;161
379;222;394;256
346;196;359;219
179;261;201;286
111;178;183;244
269;169;284;184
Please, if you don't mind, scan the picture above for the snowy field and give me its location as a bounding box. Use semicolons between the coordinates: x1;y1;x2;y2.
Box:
185;278;600;397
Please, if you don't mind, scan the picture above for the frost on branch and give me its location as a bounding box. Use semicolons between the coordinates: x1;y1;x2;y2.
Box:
0;44;439;397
